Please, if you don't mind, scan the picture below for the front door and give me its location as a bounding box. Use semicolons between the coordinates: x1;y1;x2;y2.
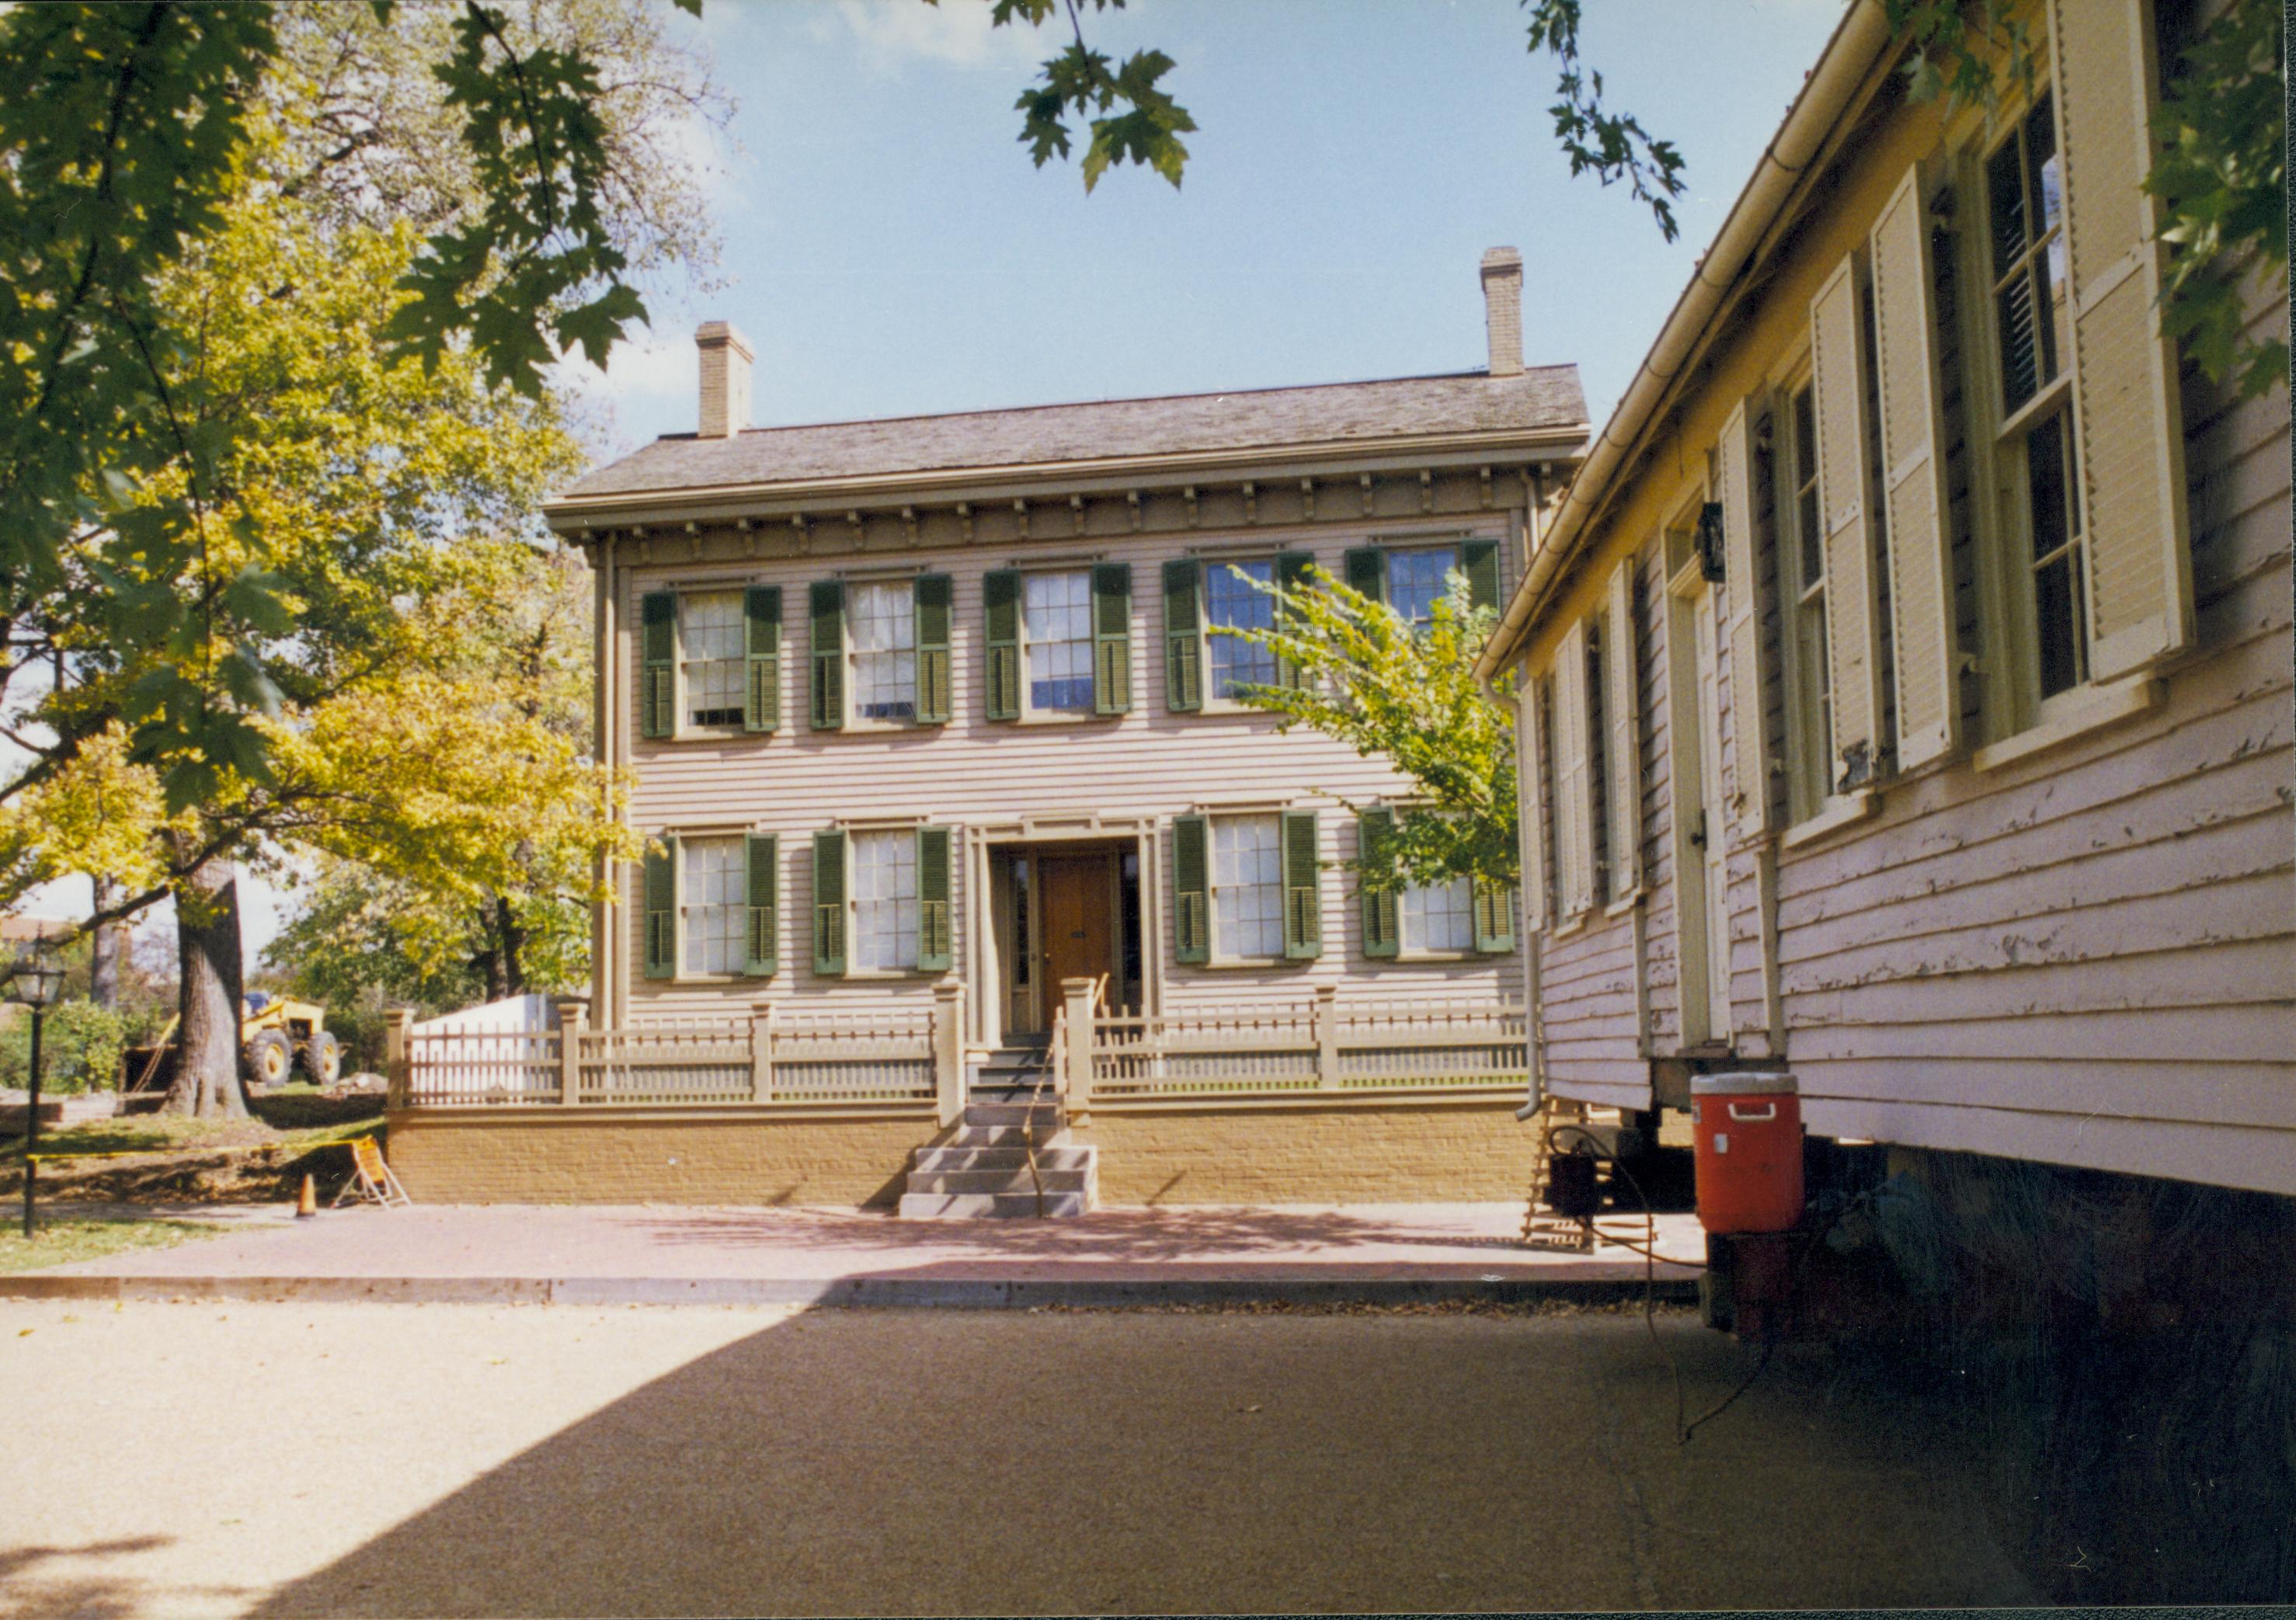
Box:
1038;853;1115;1007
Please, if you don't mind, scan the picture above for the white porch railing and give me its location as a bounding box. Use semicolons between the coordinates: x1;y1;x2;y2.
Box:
388;986;966;1124
1053;979;1527;1115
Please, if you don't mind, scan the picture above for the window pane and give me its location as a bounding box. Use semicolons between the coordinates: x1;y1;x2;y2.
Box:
1986;135;2026;280
853;829;917;971
851;582;916;721
681;838;744;975
1792;387;1825;587
1210;814;1282;958
1401;877;1473;952
1996;264;2041;412
2026;92;2060;235
2034;555;2082;700
1206;560;1277;697
680;591;746;728
1024;571;1094;712
1388;545;1460;627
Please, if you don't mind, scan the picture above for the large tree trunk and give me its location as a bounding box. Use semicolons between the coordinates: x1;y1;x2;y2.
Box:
165;854;246;1118
495;894;528;999
89;876;121;1010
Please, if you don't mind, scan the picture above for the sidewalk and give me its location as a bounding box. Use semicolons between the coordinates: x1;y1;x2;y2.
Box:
0;1201;1704;1308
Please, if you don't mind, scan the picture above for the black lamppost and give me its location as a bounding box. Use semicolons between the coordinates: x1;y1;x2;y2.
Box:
9;930;64;1239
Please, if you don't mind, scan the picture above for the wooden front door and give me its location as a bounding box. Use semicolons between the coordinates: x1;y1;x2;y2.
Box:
1038;853;1115;1005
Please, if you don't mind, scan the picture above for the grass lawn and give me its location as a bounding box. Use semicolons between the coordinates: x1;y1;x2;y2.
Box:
0;1096;385;1204
0;1214;233;1273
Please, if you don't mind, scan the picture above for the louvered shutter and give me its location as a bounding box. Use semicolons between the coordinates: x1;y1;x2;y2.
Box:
1091;563;1132;714
1869;166;1960;769
1463;537;1503;614
1473;884;1515;955
642;837;677;979
640;592;676;739
808;581;845;731
743;586;781;733
983;568;1021;721
743;833;778;977
1604;558;1643;896
2049;0;2192;680
1344;546;1387;605
811;829;847;977
1162;559;1202;712
1282;809;1321;960
916;826;953;972
1357;807;1400;958
913;574;952;725
1518;676;1547;932
1809;256;1885;791
1553;621;1595;916
1717;402;1774;834
1171;815;1209;964
1273;551;1314;690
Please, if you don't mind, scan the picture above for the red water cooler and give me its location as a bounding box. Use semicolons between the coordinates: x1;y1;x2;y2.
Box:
1691;1072;1804;1235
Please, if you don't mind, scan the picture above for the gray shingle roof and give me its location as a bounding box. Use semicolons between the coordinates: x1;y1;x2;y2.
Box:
558;367;1587;502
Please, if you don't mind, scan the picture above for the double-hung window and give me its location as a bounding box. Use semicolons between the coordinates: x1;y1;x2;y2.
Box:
850;582;917;721
1400;874;1474;953
1780;381;1834;821
1205;560;1278;699
852;828;918;972
1024;571;1094;714
1984;89;2086;708
680;836;745;975
1386;544;1461;627
1210;814;1285;959
678;592;746;728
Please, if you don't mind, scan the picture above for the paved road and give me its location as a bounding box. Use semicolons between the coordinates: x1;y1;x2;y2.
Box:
2;1298;2037;1616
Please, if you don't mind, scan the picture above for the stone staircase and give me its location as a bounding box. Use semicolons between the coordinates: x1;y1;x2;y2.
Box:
897;1039;1098;1218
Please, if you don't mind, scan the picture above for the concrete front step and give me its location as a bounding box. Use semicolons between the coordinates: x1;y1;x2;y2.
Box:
963;1101;1065;1129
896;1190;1091;1219
912;1144;1093;1173
906;1166;1095;1196
941;1124;1070;1150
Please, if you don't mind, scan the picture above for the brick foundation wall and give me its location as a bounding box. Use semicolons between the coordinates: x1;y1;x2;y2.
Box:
384;1109;930;1207
1075;1100;1536;1204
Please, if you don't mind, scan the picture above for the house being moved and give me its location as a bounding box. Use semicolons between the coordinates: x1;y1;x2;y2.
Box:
384;252;1588;1210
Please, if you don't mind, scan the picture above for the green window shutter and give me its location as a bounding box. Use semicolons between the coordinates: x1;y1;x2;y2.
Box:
642;836;677;979
743;586;781;733
916;826;954;972
1463;538;1502;614
811;829;847;977
1091;563;1132;715
1357;808;1400;959
743;833;779;976
1473;885;1516;955
1344;546;1387;606
983;568;1021;722
808;580;845;731
913;574;952;725
1282;809;1322;961
1171;815;1209;965
1274;551;1314;690
640;592;677;739
1161;558;1202;713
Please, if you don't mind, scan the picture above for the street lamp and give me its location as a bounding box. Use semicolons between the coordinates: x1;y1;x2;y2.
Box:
8;930;64;1239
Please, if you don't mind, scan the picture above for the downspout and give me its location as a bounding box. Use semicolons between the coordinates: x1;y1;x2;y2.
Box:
1473;0;1894;687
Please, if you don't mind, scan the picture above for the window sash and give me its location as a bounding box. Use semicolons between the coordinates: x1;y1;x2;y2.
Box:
1209;813;1284;959
849;582;917;721
680;836;746;975
1023;570;1095;713
1205;560;1278;698
1386;544;1461;627
678;591;746;728
1400;876;1474;953
1779;382;1836;821
851;829;918;972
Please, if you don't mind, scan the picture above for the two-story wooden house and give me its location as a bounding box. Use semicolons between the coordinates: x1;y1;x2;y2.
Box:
1476;0;2292;1200
385;252;1591;1211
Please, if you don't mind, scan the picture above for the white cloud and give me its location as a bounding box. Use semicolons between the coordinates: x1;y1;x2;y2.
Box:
558;324;694;411
819;0;1043;71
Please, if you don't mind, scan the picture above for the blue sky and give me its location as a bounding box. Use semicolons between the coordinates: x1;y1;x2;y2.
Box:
76;0;1855;975
576;0;1849;456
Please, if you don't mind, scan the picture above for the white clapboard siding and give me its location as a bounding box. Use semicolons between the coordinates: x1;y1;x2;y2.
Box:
616;519;1526;1022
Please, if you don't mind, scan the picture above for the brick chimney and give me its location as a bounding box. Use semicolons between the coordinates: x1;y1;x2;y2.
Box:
695;321;753;438
1480;248;1523;377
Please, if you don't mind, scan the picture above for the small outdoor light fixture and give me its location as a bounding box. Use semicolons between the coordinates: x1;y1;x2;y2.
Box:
1695;502;1727;584
7;928;63;1240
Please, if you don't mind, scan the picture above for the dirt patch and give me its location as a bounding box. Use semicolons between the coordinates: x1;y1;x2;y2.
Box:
2;1091;384;1205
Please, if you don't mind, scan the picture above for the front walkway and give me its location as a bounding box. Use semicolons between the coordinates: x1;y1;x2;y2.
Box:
2;1202;1704;1307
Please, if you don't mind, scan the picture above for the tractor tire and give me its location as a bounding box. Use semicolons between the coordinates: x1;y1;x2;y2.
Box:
301;1031;343;1087
245;1029;293;1090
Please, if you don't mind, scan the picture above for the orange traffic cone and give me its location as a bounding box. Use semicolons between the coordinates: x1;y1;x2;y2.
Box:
296;1173;318;1218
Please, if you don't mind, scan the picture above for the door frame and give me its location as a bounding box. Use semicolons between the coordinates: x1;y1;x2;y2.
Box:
965;814;1160;1052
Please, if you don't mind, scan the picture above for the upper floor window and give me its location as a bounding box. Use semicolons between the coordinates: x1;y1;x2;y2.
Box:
850;582;917;721
681;836;745;975
1386;544;1461;626
1206;560;1278;699
1024;571;1095;713
1781;381;1834;821
677;592;746;729
1987;91;2068;416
